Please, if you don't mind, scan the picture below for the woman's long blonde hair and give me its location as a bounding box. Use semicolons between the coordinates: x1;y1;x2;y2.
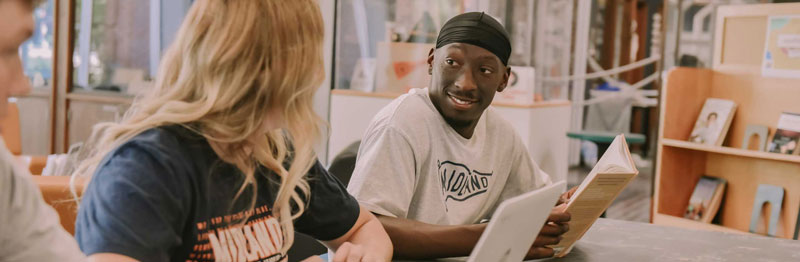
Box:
71;0;325;254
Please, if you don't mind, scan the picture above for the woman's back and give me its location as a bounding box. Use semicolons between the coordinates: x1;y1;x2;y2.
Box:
76;126;360;261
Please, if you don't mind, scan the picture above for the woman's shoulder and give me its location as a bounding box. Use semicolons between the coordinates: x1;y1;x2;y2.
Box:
103;125;214;171
124;125;206;151
91;125;218;194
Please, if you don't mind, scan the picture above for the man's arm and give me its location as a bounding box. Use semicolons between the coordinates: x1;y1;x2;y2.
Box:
1;153;85;261
377;204;571;260
376;214;486;260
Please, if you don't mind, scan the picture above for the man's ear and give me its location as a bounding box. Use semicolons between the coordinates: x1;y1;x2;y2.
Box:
427;48;435;75
497;66;511;92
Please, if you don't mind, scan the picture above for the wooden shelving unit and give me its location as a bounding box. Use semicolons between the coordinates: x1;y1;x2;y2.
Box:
654;67;800;239
655;67;800;240
653;3;800;240
661;139;800;164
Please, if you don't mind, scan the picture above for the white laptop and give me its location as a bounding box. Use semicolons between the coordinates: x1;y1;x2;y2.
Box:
465;180;565;262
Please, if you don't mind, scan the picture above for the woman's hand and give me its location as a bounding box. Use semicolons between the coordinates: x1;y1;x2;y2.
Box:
323;205;393;261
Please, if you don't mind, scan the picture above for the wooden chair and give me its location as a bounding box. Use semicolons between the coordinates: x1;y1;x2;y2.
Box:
32;176;84;235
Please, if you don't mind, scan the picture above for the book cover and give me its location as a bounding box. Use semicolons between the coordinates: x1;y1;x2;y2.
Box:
684;176;726;223
689;98;737;146
549;134;638;257
768;112;800;155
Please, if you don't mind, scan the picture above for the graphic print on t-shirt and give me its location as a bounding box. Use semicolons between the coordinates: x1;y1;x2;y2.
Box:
438;160;493;209
189;204;286;262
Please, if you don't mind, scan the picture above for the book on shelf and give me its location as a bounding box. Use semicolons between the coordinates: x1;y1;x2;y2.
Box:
768;112;800;155
549;134;639;257
689;98;737;146
684;176;727;224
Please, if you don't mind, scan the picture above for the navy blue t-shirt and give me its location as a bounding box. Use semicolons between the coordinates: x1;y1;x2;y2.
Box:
75;126;360;262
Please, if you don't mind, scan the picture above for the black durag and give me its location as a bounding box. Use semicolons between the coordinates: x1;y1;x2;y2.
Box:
435;12;512;65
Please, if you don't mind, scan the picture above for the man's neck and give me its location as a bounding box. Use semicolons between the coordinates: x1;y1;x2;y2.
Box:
445;118;479;139
428;93;481;139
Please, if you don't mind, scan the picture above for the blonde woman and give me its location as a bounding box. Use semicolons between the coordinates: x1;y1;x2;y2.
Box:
72;1;392;261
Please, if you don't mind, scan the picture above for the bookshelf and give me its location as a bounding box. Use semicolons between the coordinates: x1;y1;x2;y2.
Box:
653;2;800;239
661;139;800;164
654;67;800;239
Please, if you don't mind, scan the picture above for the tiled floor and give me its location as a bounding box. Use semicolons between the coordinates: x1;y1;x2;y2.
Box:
567;155;654;223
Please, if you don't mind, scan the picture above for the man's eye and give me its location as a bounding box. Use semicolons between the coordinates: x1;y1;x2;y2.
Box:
480;68;493;74
445;59;455;65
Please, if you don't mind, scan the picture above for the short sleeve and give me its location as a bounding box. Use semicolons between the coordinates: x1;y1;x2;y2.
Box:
294;161;360;241
498;134;553;202
0;146;85;262
76;142;191;261
347;125;417;218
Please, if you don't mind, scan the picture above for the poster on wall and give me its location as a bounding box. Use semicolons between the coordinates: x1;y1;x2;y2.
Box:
374;42;434;94
762;15;800;78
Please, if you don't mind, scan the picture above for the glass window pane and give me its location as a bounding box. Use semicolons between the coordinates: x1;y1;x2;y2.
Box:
72;0;151;96
665;0;763;69
20;0;55;90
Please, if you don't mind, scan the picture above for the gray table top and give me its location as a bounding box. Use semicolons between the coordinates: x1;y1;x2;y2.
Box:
397;218;800;262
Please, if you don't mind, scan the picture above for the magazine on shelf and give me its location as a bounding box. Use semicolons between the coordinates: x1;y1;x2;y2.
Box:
768;112;800;155
688;98;737;146
684;176;727;223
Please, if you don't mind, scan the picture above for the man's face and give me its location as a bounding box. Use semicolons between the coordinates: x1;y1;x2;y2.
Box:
427;43;509;127
0;0;34;119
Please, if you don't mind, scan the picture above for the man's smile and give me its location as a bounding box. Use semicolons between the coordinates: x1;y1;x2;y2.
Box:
447;91;478;109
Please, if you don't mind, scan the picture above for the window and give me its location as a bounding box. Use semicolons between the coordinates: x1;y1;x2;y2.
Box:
20;0;55;89
72;0;152;95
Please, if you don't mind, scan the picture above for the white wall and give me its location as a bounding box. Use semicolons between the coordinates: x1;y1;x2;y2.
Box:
328;94;395;163
495;105;570;184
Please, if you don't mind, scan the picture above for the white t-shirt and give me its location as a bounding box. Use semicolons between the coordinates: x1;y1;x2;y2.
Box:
0;139;86;261
347;88;552;225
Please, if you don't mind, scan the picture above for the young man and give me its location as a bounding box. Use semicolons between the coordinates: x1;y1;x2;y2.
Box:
347;12;573;260
0;0;86;261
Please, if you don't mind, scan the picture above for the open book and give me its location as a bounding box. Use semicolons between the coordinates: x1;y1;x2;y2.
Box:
549;134;639;257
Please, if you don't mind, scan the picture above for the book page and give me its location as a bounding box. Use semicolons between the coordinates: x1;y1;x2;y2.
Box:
570;134;635;201
549;134;639;257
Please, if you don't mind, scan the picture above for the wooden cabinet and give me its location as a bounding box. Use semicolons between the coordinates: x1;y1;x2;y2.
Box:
653;2;800;239
654;68;800;239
